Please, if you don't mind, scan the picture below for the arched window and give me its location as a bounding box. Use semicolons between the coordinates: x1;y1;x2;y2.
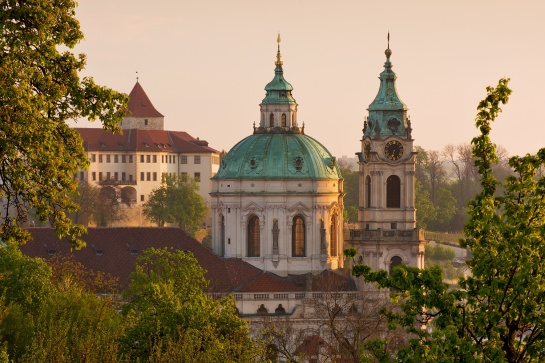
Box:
247;215;260;257
269;113;274;127
386;175;401;208
366;175;371;208
221;215;225;257
330;214;338;256
390;256;403;275
281;113;287;127
292;216;305;257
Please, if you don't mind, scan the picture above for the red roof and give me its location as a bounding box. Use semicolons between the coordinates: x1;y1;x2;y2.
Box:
127;82;164;117
21;228;355;294
74;128;218;154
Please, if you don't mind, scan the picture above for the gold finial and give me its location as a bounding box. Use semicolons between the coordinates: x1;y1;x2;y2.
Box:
275;33;283;66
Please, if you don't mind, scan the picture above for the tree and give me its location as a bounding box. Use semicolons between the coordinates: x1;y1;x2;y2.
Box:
354;79;545;362
340;166;359;223
415;147;456;231
120;247;261;362
143;174;206;235
0;246;122;361
0;1;128;248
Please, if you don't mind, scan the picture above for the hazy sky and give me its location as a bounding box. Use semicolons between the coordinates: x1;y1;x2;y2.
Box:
72;0;545;158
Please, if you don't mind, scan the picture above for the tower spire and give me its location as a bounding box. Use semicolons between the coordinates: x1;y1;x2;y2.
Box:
276;33;283;66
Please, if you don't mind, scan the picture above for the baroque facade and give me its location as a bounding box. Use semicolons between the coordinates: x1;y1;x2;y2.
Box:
347;44;426;271
210;38;344;277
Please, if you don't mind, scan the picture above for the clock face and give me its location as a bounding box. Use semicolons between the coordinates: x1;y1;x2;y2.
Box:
384;140;404;161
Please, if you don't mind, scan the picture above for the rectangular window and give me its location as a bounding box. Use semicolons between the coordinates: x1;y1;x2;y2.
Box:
129;155;133;163
140;172;144;181
194;172;201;182
99;155;103;163
180;155;187;164
140;155;144;163
92;172;96;181
129;174;133;182
106;172;111;179
147;172;151;181
80;171;84;181
153;172;157;181
106;155;111;163
153;155;157;163
194;155;201;164
146;155;151;163
122;172;126;181
121;155;125;163
140;195;145;202
114;155;118;163
114;172;118;180
162;155;164;163
91;154;96;162
144;119;148;126
99;172;103;180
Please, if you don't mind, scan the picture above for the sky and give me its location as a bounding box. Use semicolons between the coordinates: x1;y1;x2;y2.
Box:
71;0;545;159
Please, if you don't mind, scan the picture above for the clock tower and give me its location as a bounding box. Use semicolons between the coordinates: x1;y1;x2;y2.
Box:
349;40;425;271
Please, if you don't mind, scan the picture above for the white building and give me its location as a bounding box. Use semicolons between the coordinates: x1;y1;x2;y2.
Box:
347;45;427;271
75;81;220;225
210;39;344;277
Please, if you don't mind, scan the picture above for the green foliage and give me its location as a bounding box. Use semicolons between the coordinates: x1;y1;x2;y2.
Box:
340;167;359;222
0;1;128;248
354;79;545;362
414;147;457;231
143;174;207;235
344;247;357;259
425;243;455;262
0;247;122;362
121;247;260;362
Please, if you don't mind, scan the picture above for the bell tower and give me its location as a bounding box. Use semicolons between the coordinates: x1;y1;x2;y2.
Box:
349;36;425;271
357;37;415;231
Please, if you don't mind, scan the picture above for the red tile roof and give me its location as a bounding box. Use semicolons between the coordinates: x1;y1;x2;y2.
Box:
75;128;218;154
21;228;355;294
128;82;164;117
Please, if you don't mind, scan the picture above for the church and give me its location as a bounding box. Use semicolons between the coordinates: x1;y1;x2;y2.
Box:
210;37;344;277
211;36;425;278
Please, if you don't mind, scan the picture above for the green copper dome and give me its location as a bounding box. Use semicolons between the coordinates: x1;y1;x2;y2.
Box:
261;41;297;105
213;133;341;180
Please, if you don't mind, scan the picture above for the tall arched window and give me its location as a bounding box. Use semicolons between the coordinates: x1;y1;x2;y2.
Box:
221;215;225;257
386;175;401;208
292;216;305;257
281;113;287;127
390;256;403;275
247;215;260;257
330;214;338;256
366;175;371;208
269;113;274;127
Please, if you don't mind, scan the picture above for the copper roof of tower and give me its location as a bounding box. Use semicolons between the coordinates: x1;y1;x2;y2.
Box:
127;81;164;117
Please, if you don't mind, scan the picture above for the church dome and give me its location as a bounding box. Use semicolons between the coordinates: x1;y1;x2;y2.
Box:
214;132;341;180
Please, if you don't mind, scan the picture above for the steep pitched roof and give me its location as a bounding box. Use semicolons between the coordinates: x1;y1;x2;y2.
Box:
127;81;164;117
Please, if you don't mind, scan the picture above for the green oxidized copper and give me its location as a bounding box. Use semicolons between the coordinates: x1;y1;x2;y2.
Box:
261;37;297;105
213;133;341;180
364;43;410;139
214;35;341;180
